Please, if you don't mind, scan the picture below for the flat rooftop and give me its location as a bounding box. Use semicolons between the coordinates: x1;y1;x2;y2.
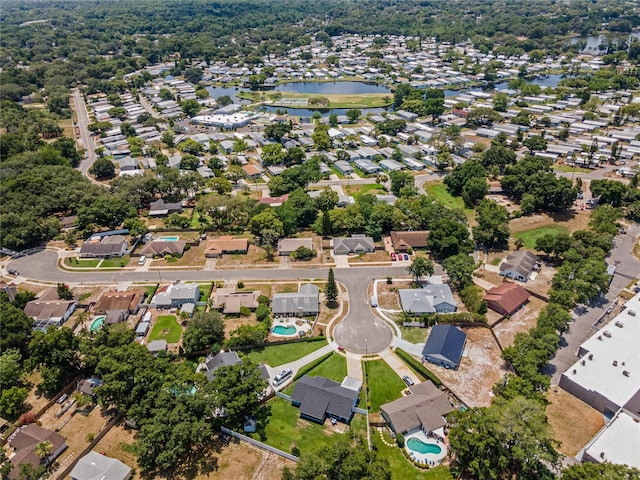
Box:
584;412;640;469
562;292;640;409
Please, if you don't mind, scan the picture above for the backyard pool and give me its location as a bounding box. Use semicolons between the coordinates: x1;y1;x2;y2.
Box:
272;325;297;336
406;438;442;455
90;316;105;333
157;236;180;242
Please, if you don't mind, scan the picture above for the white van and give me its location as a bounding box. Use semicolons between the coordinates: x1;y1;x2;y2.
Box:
273;368;293;387
138;255;147;266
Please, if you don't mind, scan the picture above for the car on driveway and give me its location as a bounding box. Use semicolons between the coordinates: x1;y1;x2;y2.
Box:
390;253;397;261
7;269;19;276
402;375;414;386
403;254;410;261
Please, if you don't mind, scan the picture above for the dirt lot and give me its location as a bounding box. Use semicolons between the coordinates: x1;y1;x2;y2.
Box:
424;327;509;407
22;371;52;413
94;422;293;480
375;280;412;310
509;210;591;238
39;404;112;475
546;387;605;457
215;245;274;267
348;250;393;264
492;297;547;348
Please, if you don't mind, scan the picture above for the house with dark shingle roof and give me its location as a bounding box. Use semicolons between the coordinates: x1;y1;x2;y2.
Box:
483;283;530;315
422;325;467;370
7;425;67;479
380;381;453;436
139;240;186;257
271;284;319;316
290;375;360;424
332;235;375;255
390;230;430;252
148;199;183;217
197;351;243;382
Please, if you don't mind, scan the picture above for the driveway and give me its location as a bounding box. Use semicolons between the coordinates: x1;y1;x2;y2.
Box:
547;224;640;384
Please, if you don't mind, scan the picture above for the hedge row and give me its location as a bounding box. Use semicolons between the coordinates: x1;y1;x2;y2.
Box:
395;348;442;387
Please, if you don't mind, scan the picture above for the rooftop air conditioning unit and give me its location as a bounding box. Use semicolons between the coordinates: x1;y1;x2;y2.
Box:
623;370;630;377
615;321;623;328
588;354;593;360
603;331;612;338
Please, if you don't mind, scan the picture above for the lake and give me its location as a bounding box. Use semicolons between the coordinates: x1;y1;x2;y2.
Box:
273;81;390;95
569;32;640;52
206;85;249;104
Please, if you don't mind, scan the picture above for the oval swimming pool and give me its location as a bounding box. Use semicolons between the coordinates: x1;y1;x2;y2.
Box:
272;325;297;336
406;438;442;455
90;316;105;333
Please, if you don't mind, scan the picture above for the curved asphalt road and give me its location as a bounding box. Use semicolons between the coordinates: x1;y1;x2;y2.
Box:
8;250;415;354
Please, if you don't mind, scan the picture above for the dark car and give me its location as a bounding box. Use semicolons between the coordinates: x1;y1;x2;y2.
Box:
7;269;19;276
402;375;414;386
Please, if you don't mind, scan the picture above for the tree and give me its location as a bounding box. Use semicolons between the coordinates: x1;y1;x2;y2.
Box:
261;143;286;166
264;122;292;141
290;246;317;261
177;138;205;156
326;268;338;304
182;311;225;354
473;199;510;249
562;463;640;480
181;99;202;117
493;92;509;112
427;218;473;258
77;195;136;230
522;135;548;153
183;67;203;84
0;297;33;356
466;107;502;127
89;157;115;179
249;210;284;238
211;361;267;419
346;108;361;123
442;254;476;290
29;327;79;392
462;177;488;206
56;283;73;300
123;217;148;237
589;179;628;207
0;349;23;387
0;386;28;418
389;170;414;196
35;441;53;464
312;123;331;150
285;432;390;480
406;256;434;283
444;160;486;196
448;396;560;480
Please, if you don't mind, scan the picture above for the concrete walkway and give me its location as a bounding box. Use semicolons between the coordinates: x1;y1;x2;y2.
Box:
391;337;424;357
472;276;498;291
378;349;420;385
346;352;364;381
266;343;336;391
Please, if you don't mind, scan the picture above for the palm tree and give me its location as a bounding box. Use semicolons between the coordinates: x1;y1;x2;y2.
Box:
35;441;53;465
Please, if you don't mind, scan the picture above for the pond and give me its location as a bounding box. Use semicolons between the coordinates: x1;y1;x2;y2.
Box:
273;80;390;95
206;85;249;104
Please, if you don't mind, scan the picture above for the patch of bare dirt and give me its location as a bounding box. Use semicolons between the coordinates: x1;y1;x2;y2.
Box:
493;297;547;348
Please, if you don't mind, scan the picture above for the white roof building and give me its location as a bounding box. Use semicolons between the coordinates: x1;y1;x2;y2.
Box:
582;411;640;469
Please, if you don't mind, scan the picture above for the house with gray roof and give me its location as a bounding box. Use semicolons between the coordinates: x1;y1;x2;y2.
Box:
422;325;467;370
197;351;243;382
334;160;353;175
151;283;200;308
79;235;128;258
399;285;456;315
70;451;131;480
272;283;319;316
277;238;313;256
290;375;360;424
499;250;540;282
333;235;375;255
380;381;453;436
146;339;167;356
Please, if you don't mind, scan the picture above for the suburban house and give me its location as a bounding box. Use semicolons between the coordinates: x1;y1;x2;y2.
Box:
422;325;467;370
93;290;144;324
290;375;361;424
272;283;320;316
204;236;248;258
79;235;128;258
399;285;457;315
242;163;263;180
24;298;77;331
499;250;540;282
380;381;453;438
139;239;187;257
333;235;375;255
70;451;132;480
390;230;430;252
146;339;168;356
277;238;313;256
211;288;259;314
483;283;530;315
151;282;200;308
259;194;289;207
7;425;67;479
197;351;243;381
148;199;183;217
334;160;353;175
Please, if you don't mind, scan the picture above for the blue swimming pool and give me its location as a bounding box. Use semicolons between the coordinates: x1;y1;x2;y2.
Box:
90;316;105;333
157;236;180;242
272;325;297;336
407;438;442;455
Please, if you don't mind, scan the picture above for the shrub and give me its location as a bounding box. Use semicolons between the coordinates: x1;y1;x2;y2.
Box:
291;446;300;457
86;432;95;442
239;306;251;317
395;433;405;447
237;281;245;289
386;276;393;284
256;304;271;322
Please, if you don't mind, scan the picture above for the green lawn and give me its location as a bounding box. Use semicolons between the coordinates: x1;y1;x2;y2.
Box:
250;397;350;456
515;225;569;249
372;435;453;480
99;256;130;268
424;182;465;209
148;315;182;343
553;164;591;174
364;360;406;412
241;340;327;367
400;326;429;344
64;258;101;268
198;283;214;302
301;352;347;383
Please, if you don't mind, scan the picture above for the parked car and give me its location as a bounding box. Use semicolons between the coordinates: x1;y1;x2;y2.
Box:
138;255;147;266
403;254;410;261
402;375;414;386
7;269;19;276
273;368;293;386
390;253;397;261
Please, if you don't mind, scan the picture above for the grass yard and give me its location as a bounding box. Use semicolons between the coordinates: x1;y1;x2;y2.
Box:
364;360;406;412
553;164;592;174
241;340;327;367
424;182;467;212
271;92;391;109
372;434;453;480
99;256;131;268
400;326;429;344
301;352;347;383
344;183;385;198
148;315;182;343
199;283;214;302
515;225;569;249
64;258;101;268
250;398;340;456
